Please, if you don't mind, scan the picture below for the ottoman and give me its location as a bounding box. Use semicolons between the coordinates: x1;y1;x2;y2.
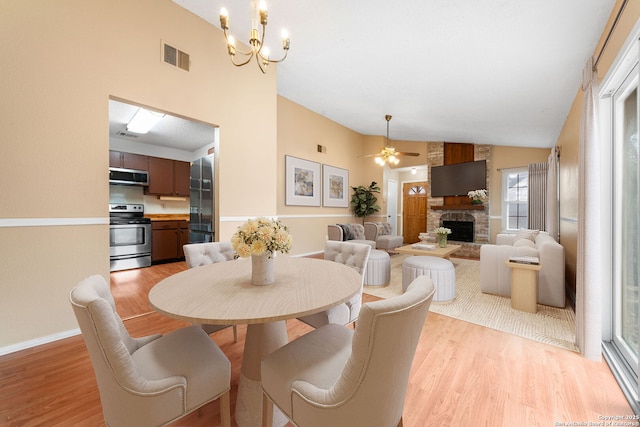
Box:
363;249;391;286
402;256;455;301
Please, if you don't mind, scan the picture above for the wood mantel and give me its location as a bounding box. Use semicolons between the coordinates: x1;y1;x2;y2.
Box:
431;205;485;210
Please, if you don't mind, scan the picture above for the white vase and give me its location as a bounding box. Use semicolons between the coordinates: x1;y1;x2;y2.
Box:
251;254;275;286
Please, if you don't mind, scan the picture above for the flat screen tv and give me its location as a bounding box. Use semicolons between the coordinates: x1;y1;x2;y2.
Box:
430;160;486;197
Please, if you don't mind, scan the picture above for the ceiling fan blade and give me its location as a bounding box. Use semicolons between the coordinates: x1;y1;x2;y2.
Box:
396;152;420;157
358;153;379;158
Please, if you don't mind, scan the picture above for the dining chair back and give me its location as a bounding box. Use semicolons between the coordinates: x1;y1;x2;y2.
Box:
297;240;371;328
70;275;231;427
183;242;238;341
262;275;436;427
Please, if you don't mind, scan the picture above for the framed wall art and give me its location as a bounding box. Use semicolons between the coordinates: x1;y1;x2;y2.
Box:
285;155;321;206
322;164;349;207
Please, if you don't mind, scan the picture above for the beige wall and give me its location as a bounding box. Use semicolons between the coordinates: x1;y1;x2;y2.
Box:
0;0;277;349
555;0;640;298
489;146;551;242
276;97;382;255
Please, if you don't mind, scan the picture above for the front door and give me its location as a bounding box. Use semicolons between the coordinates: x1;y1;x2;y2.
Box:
402;181;427;244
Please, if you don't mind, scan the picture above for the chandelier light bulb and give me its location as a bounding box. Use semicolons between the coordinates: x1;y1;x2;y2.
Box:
220;0;290;73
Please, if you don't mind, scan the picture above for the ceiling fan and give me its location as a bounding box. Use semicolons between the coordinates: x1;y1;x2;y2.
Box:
361;115;420;165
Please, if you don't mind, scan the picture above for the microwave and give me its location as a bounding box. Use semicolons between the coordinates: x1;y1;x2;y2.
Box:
109;167;149;186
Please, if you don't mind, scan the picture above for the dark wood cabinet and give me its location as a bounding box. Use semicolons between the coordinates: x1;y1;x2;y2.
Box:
174;161;191;197
109;150;148;171
146;157;190;197
178;221;189;259
151;220;189;262
443;143;475;207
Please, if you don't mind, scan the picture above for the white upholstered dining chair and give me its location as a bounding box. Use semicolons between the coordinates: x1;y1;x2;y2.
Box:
70;275;231;427
297;240;371;328
261;275;436;427
183;241;238;342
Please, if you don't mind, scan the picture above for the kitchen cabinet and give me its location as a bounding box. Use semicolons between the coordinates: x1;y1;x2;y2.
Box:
146;157;190;197
151;220;189;262
109;150;148;171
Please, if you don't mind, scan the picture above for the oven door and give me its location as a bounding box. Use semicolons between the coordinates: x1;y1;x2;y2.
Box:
109;223;152;257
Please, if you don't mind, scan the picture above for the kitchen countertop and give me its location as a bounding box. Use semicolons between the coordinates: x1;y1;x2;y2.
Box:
146;214;189;222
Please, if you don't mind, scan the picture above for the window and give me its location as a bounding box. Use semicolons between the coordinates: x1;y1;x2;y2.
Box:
501;168;528;231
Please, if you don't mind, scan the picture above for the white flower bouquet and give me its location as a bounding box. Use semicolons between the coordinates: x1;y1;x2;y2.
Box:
433;227;452;236
467;189;488;200
231;217;292;258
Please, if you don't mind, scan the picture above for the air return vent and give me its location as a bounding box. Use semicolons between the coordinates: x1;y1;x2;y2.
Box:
162;40;190;72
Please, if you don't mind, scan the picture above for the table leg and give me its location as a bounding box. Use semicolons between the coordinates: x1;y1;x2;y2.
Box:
235;321;289;427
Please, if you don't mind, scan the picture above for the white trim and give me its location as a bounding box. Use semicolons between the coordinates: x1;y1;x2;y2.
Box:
220;214;357;222
0;328;80;356
0;217;109;227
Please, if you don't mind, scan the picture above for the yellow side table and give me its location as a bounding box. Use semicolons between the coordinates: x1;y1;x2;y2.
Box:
506;260;542;313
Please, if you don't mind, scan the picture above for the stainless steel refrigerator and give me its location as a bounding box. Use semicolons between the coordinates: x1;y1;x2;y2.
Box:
189;155;215;243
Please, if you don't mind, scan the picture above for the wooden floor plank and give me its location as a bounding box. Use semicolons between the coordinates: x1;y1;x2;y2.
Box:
0;260;634;426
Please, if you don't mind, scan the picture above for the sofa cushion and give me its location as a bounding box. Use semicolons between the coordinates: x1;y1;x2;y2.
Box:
515;228;539;242
514;238;536;248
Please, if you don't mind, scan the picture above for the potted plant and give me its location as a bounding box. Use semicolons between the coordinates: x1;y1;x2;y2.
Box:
350;181;381;224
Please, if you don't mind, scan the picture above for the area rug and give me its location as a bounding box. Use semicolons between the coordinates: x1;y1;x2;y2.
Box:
364;255;578;352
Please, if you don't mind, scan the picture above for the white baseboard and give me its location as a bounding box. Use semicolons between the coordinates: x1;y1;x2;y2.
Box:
0;328;81;357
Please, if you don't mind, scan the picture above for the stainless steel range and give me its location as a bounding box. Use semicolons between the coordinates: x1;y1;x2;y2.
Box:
109;203;152;272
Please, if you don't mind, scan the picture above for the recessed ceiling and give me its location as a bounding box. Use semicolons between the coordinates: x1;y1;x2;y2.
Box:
173;0;615;148
108;99;216;152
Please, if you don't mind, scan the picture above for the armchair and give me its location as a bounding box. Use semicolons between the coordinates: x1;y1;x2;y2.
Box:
327;223;376;249
364;221;404;251
70;275;231;427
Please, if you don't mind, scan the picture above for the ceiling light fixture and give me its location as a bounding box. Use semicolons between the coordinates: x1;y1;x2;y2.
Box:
219;0;290;74
126;108;165;134
375;115;402;166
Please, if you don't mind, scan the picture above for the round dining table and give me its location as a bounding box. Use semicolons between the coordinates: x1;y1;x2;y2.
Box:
148;255;362;427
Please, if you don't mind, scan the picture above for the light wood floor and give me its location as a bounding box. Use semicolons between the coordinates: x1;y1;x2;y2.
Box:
0;260;633;426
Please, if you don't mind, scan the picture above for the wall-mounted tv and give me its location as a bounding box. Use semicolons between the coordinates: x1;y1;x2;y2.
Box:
430;160;486;197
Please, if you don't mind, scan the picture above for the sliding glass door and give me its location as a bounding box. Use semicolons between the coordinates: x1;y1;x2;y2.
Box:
611;61;639;390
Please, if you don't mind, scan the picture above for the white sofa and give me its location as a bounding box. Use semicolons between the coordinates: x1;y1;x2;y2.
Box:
364;222;404;251
327;224;376;249
479;231;565;308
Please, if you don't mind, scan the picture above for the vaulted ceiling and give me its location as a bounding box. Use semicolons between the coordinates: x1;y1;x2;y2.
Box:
173;0;615;148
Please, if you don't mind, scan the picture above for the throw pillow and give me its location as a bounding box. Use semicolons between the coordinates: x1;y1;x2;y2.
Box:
515;228;539;242
514;238;536;248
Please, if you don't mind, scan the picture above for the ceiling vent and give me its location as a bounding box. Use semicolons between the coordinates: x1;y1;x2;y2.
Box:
162;41;190;72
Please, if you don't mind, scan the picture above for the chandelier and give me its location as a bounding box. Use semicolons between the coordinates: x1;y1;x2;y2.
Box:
219;0;290;74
